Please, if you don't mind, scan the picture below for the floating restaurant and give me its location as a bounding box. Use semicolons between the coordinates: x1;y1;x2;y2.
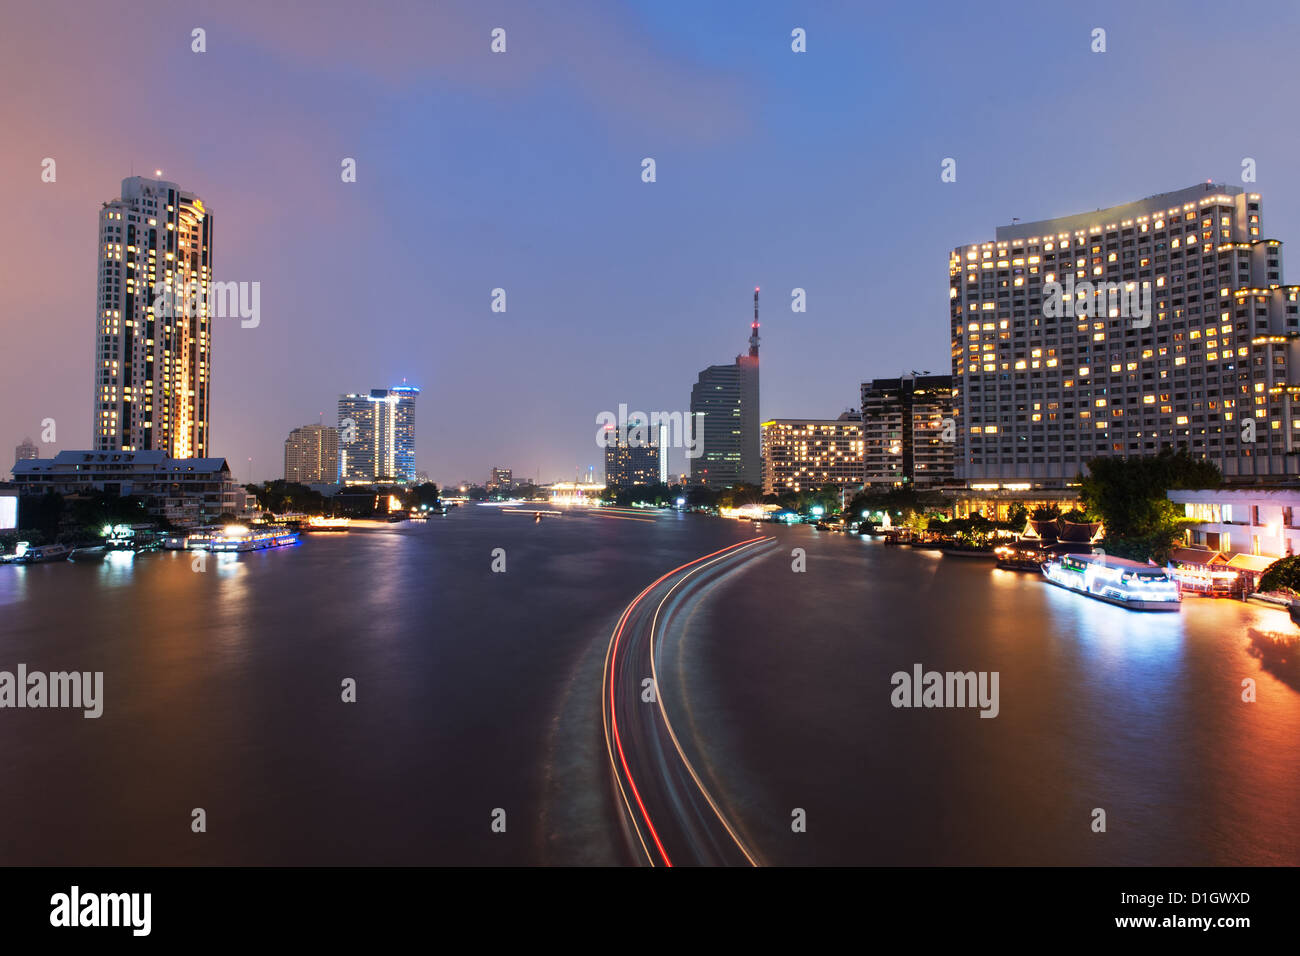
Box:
1041;553;1182;611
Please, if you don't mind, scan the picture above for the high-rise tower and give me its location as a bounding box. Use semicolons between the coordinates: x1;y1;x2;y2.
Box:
93;176;213;457
689;291;762;487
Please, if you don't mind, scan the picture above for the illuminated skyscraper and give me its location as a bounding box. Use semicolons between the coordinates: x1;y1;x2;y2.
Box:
93;176;212;457
338;386;419;484
689;290;761;488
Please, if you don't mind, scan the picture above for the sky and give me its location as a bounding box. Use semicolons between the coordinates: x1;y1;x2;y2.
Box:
4;0;1300;486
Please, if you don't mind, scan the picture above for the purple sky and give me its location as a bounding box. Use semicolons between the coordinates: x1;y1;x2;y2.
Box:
4;0;1300;485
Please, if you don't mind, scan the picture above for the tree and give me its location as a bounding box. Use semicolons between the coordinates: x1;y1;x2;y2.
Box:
1258;556;1300;595
1079;448;1221;563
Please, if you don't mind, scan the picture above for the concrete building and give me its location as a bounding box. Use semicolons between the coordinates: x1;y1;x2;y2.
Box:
690;289;761;488
603;426;661;487
338;385;419;484
93;176;213;458
951;183;1300;487
283;425;339;484
11;450;250;526
861;375;955;488
761;413;864;494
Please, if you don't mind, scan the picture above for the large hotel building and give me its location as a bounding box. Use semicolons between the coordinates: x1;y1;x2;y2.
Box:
951;183;1300;487
94;176;213;457
760;413;863;494
338;386;419;484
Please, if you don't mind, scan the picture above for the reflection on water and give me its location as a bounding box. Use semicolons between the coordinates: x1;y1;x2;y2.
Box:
1;516;1297;866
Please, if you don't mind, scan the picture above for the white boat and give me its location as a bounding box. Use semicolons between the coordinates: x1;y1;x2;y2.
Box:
1041;553;1181;611
11;543;72;564
201;525;300;553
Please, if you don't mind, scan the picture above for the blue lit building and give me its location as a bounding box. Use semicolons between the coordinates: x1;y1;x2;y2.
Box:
338;385;420;484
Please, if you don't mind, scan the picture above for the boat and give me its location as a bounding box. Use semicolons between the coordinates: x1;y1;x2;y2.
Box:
305;516;351;532
11;543;72;564
1041;553;1181;611
994;544;1047;571
68;546;109;562
194;525;300;553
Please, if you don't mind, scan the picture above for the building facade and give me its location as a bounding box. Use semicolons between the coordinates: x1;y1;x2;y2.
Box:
604;428;661;487
93;176;213;458
951;183;1300;488
283;425;340;484
488;468;513;492
861;375;955;488
11;450;249;526
761;414;864;494
689;290;761;488
1167;488;1300;560
338;386;419;484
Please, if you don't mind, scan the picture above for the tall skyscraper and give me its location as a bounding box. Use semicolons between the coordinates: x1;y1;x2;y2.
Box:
951;183;1299;486
93;176;213;457
689;289;761;488
283;425;340;484
861;376;955;488
761;413;864;494
338;386;419;484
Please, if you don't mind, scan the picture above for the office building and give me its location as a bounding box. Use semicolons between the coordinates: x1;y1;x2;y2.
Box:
689;289;761;487
951;183;1300;487
93;176;213;458
861;375;955;488
488;467;513;492
284;425;340;484
761;412;864;494
338;386;419;484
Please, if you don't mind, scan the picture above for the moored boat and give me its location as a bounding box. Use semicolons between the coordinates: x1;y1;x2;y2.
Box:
1041;553;1181;611
194;525;300;553
994;544;1046;571
68;546;109;562
11;543;72;564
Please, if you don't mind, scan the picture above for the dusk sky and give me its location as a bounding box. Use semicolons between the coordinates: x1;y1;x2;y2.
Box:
4;0;1300;486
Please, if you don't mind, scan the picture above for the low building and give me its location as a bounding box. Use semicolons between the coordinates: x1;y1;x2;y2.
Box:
761;414;864;494
1167;487;1298;587
11;450;251;527
948;487;1082;521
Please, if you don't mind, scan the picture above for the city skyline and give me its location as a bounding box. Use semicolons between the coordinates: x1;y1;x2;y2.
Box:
8;1;1300;486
